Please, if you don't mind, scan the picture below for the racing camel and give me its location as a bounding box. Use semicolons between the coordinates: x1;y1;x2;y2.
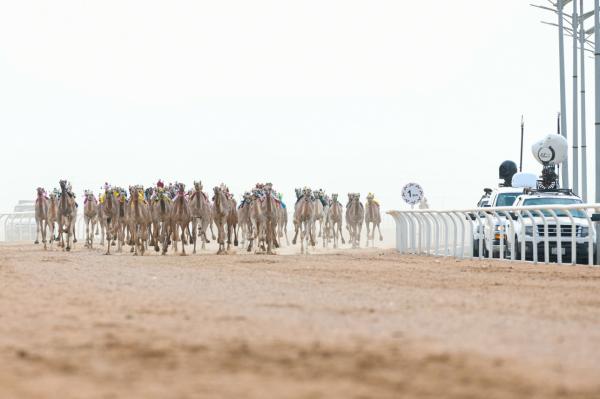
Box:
57;180;76;251
292;188;315;254
345;193;364;249
34;187;49;249
364;193;383;247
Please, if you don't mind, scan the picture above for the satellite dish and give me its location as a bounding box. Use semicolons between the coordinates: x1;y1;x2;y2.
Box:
499;160;518;186
531;134;568;165
512;172;537;189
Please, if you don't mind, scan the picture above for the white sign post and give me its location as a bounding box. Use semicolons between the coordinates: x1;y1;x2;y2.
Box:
402;183;424;209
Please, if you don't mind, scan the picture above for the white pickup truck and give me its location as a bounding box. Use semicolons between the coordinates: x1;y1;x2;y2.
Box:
506;190;596;264
472;187;524;257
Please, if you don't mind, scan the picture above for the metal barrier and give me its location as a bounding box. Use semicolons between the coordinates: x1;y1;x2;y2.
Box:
0;212;86;243
388;204;600;266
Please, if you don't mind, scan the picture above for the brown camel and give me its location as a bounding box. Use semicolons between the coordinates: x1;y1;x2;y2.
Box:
83;190;98;249
226;193;238;251
212;185;231;254
129;186;151;255
277;200;289;246
97;195;106;246
47;191;59;248
247;191;264;252
292;188;315;254
101;186;120;255
115;189;130;253
189;181;212;253
57;180;76;251
171;183;192;255
237;192;252;247
364;193;383;247
327;193;345;249
34;187;49;250
345;193;364;249
262;185;279;254
151;188;172;255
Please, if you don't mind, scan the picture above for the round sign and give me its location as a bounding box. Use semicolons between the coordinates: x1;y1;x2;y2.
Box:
537;147;555;163
402;183;424;206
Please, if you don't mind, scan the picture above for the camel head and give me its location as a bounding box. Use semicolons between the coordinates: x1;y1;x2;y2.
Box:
194;181;203;191
348;193;360;204
59;180;67;191
264;183;273;195
301;187;312;201
176;183;186;196
332;193;338;202
49;190;58;201
85;190;95;202
36;187;45;197
366;193;374;203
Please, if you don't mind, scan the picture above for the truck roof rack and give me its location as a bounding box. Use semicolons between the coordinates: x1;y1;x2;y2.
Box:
524;187;575;196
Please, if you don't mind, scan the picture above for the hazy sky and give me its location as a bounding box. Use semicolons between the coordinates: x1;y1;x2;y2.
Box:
0;0;595;211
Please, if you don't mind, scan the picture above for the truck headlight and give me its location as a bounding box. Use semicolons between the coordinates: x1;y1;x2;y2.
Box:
525;226;533;236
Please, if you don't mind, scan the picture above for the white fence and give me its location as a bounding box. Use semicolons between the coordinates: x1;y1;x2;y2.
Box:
0;212;86;243
388;204;600;266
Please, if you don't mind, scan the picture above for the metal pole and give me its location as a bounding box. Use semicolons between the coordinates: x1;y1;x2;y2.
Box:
558;0;570;189
596;0;600;203
580;0;588;202
572;0;579;196
520;116;524;172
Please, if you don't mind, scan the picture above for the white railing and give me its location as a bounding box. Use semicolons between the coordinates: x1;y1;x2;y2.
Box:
388;204;600;266
0;212;86;242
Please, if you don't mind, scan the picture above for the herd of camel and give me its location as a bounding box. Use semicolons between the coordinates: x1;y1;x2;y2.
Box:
33;180;383;255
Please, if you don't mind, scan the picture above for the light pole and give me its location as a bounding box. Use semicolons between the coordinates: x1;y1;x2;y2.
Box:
572;0;579;196
580;0;589;202
595;0;600;203
558;0;570;189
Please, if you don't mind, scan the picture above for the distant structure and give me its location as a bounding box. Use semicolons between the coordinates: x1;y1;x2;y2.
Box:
0;200;36;241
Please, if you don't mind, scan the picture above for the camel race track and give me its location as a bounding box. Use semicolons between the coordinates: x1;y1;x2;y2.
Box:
1;242;600;399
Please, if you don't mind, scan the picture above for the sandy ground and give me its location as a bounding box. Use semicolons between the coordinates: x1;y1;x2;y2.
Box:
1;241;600;399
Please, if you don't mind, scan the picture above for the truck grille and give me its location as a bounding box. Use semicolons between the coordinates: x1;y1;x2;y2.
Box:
536;225;582;237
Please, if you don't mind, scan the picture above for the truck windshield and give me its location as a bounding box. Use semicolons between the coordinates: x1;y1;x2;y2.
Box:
522;198;586;218
495;193;520;207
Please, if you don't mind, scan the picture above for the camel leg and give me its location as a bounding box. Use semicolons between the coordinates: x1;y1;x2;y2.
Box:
85;219;90;248
105;222;111;255
292;222;299;245
209;222;216;241
339;224;345;245
35;219;40;244
233;223;238;247
140;225;146;256
192;219;197;254
179;225;186;256
90;221;95;249
377;223;383;241
300;223;305;254
201;222;208;250
65;221;72;252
